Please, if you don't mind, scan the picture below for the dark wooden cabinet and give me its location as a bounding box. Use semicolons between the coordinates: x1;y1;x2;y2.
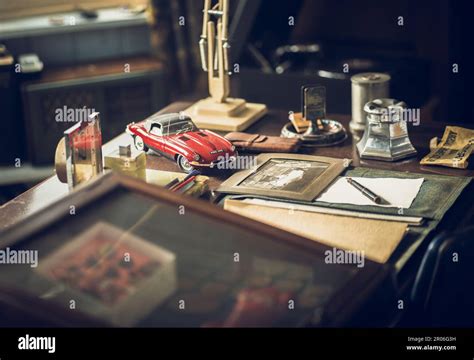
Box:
21;57;169;164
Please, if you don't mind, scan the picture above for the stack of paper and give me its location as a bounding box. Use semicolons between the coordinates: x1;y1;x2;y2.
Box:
316;177;424;208
224;199;408;264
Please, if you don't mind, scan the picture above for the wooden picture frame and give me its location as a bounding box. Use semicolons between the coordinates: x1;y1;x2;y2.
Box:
0;172;385;327
217;154;349;201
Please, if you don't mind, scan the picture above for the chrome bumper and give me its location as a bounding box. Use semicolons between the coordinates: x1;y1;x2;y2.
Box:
190;155;237;168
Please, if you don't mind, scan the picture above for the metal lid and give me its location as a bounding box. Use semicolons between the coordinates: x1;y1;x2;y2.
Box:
364;98;407;122
364;98;406;113
351;72;391;84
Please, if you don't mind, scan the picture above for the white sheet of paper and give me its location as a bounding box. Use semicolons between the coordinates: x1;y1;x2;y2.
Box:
316;177;424;208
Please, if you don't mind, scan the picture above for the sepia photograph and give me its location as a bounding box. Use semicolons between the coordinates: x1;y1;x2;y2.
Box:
239;159;328;192
218;154;347;201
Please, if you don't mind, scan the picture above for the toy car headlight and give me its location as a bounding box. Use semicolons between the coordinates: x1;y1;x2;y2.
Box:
193;154;201;161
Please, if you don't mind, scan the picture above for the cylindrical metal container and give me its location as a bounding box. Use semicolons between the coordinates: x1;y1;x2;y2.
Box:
350;73;390;135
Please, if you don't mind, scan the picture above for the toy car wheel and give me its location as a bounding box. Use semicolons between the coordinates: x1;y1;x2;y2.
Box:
134;135;148;152
177;155;194;173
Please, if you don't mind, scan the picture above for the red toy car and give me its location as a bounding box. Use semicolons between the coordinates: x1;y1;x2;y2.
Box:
126;113;237;172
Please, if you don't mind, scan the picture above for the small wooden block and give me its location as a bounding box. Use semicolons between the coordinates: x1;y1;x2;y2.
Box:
183;98;267;132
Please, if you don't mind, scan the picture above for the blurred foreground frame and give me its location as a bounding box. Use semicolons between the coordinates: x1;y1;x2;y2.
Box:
0;172;388;327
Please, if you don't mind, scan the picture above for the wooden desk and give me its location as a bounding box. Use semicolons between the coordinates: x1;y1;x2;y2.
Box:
1;101;473;326
2;101;472;230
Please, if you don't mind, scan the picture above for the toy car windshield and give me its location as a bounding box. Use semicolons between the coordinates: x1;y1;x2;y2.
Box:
162;120;197;135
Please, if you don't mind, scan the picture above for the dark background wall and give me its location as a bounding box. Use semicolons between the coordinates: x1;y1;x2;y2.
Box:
234;0;470;124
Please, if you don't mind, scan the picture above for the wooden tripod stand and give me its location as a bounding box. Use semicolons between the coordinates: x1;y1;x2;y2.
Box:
184;0;267;131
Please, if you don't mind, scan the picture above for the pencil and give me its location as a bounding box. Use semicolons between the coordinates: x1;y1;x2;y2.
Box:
165;178;180;189
170;176;196;192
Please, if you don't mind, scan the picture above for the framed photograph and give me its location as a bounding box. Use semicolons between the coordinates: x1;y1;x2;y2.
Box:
217;154;348;201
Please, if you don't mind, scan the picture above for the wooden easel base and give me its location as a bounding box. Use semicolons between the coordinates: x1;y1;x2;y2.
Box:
183;97;267;131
